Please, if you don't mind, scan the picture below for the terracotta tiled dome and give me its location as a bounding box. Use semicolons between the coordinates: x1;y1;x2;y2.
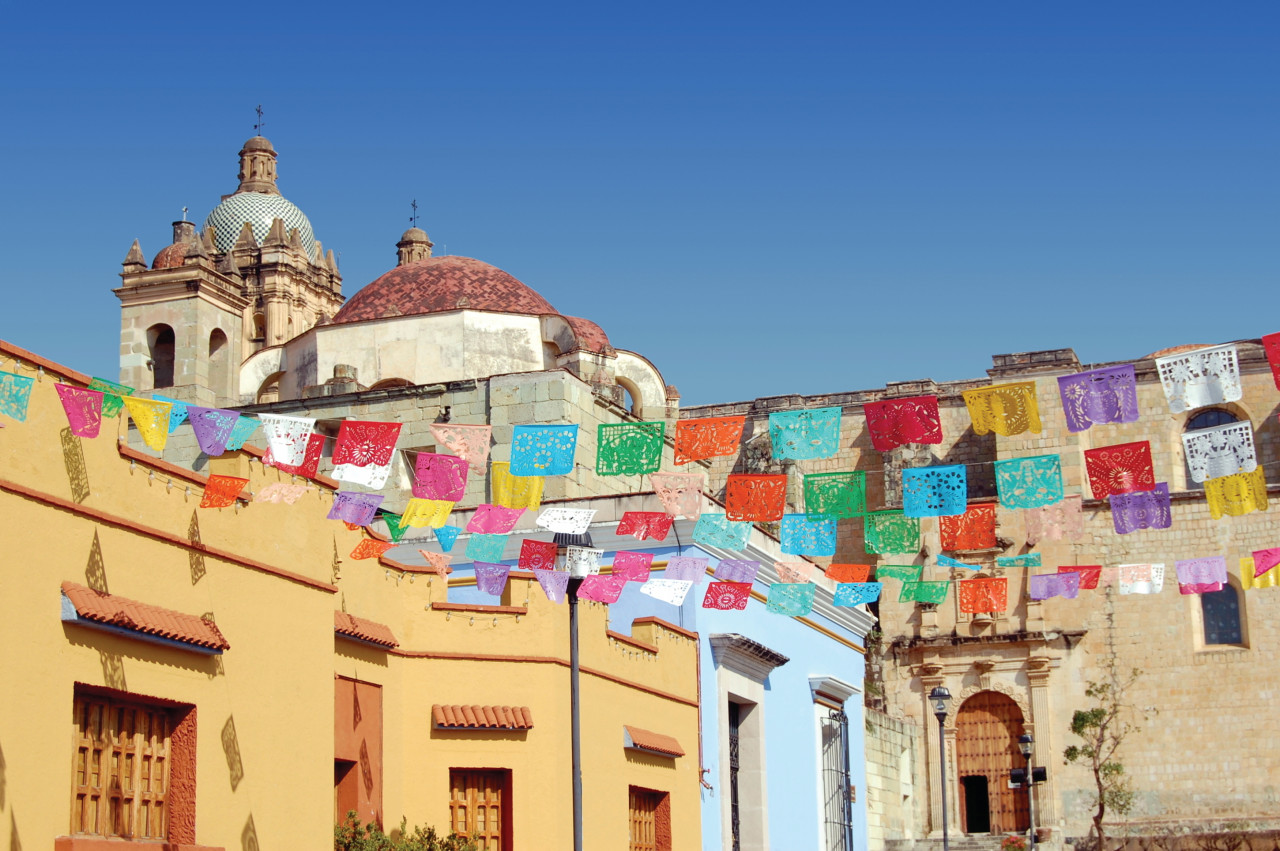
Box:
333;256;557;323
152;242;189;270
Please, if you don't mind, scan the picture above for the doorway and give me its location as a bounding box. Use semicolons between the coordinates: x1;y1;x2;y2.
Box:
955;691;1029;835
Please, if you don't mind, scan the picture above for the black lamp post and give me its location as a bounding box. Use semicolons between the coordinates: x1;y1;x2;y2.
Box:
556;532;593;851
1018;733;1035;851
929;686;952;851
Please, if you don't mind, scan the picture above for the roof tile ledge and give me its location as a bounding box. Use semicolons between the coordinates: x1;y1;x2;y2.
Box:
61;581;229;653
623;725;684;758
433;704;533;730
334;611;398;648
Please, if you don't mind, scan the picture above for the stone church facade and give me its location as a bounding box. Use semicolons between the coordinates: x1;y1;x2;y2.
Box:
683;345;1280;847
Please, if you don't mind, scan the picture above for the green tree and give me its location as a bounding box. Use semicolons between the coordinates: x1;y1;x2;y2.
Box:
334;812;478;851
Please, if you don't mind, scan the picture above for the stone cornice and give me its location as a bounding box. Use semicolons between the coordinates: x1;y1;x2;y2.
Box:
710;633;789;682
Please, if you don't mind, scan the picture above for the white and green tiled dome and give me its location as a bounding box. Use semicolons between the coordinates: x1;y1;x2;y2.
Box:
205;192;317;261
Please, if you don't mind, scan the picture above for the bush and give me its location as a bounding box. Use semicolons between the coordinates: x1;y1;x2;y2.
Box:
334;812;478;851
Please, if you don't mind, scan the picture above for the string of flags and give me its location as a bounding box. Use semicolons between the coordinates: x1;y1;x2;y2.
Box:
3;333;1279;621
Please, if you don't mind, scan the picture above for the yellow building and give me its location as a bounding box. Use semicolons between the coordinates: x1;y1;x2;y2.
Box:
0;339;700;851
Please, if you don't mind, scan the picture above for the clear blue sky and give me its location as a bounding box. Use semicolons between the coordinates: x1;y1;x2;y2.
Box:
1;2;1276;406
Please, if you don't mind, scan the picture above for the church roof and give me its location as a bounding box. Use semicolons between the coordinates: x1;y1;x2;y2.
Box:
205;192;316;260
332;255;557;323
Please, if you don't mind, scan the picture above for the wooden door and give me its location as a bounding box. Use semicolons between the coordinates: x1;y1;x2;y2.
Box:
954;691;1029;834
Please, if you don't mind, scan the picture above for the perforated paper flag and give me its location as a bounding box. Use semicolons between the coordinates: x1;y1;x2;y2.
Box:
401;499;454;528
535;507;596;535
804;471;867;519
1241;557;1280;590
834;582;882;607
716;560;760;583
254;482;310;504
775;561;814;583
597;421;665;476
122;397;172;451
264;432;323;478
940;503;997;551
351;539;395;561
666;556;709;583
1179;580;1223;596
1176;557;1228;588
865;511;921;555
578;575;627;603
769;406;841;460
430;423;492;474
419;549;452;577
518;539;559;571
650;472;703;519
902;465;967;517
56;385;103;437
474;562;511;596
466;504;525;535
565;546;604;577
1085;442;1155;498
675;416;746;465
938;555;980;571
152;394;189;434
1111;483;1172;534
725;474;788;522
640;578;694;606
617;511;672;542
693;513;751;551
863;395;943;452
613;551;655;582
225;416;259;451
998;553;1042;568
511;424;577;476
413;453;469;501
200;475;248;508
994;455;1063;510
767;582;816;615
491;462;543;510
1118;563;1165;595
188;406;239;456
1058;366;1139;432
1057;566;1102;590
1264;332;1280;391
1205;467;1268;519
1029;571;1080;600
328;492;384;526
703;582;751;610
959;577;1007;613
380;513;410;543
899;580;950;604
435;525;461;552
1183;421;1257;483
537;569;571;603
1025;495;1083;544
260;414;316;467
780;514;837;556
826;564;871;583
333;459;393;489
875;564;923;583
1155;343;1242;413
88;377;132;418
333;420;402;467
963;382;1041;436
466;533;508;564
1251;547;1280;579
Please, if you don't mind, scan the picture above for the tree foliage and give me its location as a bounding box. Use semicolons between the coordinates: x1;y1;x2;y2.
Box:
334;812;478;851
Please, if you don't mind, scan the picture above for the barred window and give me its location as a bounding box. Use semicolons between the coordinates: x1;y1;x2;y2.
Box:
449;769;510;851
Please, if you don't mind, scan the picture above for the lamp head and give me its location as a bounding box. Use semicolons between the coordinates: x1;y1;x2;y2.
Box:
1018;732;1033;757
928;685;952;720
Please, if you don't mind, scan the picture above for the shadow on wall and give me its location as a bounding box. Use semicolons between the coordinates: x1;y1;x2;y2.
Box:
223;716;245;791
61;427;90;503
189;511;206;585
242;813;259;851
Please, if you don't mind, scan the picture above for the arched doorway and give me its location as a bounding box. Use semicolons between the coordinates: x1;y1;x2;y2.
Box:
955;691;1029;835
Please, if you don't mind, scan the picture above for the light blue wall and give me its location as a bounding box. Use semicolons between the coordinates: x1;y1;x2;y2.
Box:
448;543;870;850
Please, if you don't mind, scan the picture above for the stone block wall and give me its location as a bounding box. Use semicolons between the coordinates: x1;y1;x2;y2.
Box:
866;709;922;850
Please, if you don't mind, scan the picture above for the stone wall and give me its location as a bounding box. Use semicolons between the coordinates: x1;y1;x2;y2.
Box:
866;709;922;850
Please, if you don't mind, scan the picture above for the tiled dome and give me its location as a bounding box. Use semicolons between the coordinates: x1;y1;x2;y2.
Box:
152;242;189;270
333;256;557;323
204;192;316;260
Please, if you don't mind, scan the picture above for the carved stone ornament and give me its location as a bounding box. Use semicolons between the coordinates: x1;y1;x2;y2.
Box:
949;680;1031;730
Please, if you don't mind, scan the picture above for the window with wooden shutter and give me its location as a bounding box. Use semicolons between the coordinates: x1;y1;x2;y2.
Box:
71;691;186;840
449;769;510;851
628;786;671;851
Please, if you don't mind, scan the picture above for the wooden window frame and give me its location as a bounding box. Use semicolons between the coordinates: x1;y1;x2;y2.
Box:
628;786;671;851
448;768;512;851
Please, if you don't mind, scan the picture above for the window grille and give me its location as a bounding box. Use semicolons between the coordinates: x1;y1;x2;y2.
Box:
820;708;855;851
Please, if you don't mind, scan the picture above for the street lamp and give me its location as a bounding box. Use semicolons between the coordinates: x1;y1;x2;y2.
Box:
556;531;593;851
929;686;952;851
1018;733;1035;851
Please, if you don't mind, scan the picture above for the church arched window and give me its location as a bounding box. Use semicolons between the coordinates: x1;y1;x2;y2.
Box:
1201;581;1244;647
147;324;175;389
1183;408;1239;490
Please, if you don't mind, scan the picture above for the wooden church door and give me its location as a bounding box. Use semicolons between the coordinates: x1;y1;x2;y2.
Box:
954;691;1030;834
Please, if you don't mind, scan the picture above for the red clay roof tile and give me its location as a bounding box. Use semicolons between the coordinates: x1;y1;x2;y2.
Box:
623;725;685;757
61;581;229;651
432;704;534;730
334;611;398;648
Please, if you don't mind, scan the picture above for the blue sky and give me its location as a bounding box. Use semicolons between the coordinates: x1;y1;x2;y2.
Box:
1;2;1276;405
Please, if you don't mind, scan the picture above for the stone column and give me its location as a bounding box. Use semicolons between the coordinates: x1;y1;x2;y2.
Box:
266;296;289;345
920;667;954;839
1027;656;1057;828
